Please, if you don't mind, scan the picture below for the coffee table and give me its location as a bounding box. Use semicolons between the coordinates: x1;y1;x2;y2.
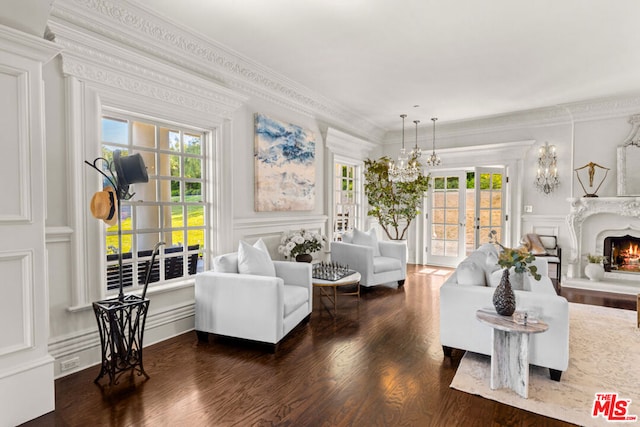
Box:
313;271;361;315
476;308;548;398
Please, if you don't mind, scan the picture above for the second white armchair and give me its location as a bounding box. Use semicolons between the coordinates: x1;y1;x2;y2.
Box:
330;228;407;288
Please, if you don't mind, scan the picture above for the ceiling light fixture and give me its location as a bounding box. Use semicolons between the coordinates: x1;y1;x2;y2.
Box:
426;117;441;167
411;119;422;158
389;114;419;183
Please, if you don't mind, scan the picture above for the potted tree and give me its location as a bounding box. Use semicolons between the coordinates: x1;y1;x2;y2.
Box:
363;156;430;240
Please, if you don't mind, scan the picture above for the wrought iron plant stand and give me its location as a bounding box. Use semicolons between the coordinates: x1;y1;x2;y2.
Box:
86;152;162;385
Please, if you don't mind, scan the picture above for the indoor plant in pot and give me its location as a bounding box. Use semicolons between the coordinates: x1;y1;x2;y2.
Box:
584;253;606;281
363;156;430;240
489;230;541;316
278;229;325;262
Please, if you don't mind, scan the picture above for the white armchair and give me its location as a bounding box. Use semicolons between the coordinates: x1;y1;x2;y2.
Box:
195;242;312;351
330;228;407;288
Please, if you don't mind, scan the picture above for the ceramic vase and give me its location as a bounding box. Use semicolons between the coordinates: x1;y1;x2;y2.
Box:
493;269;516;316
295;253;313;263
585;262;604;281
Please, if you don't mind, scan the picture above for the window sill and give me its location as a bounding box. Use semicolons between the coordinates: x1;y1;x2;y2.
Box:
66;278;195;313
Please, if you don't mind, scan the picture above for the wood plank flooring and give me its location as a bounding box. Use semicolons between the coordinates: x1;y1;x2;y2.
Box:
23;265;636;426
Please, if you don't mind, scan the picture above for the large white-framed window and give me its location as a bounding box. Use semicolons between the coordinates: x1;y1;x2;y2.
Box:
101;112;209;293
333;160;362;240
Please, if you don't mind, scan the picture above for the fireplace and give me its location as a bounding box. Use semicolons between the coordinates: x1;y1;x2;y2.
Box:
604;235;640;273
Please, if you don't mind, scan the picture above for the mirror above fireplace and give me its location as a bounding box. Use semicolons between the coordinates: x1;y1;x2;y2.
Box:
617;114;640;196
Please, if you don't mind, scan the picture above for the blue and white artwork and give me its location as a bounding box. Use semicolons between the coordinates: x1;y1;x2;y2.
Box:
254;113;316;211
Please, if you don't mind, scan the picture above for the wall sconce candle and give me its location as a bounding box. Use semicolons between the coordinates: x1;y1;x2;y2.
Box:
534;142;559;194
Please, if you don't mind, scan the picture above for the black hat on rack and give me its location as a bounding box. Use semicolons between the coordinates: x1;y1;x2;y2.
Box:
113;150;148;197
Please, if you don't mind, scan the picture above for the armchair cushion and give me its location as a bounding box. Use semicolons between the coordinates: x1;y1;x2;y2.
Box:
373;256;402;273
214;252;239;273
352;228;381;256
238;239;275;277
284;285;309;316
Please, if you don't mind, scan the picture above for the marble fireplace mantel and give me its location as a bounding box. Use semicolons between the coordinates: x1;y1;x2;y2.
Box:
566;197;640;292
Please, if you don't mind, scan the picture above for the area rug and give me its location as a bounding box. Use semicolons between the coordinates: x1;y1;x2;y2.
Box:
450;303;640;427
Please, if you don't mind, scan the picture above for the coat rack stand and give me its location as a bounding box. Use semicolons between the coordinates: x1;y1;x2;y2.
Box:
86;154;160;386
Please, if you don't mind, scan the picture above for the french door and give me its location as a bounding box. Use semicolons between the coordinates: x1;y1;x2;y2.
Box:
425;167;506;267
474;167;506;248
426;172;467;266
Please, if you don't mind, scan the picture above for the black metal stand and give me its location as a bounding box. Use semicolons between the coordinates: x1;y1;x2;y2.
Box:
93;294;150;385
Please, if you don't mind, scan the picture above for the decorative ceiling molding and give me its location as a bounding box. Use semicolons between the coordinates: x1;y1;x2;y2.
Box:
50;21;248;121
326;128;376;161
383;94;640;145
49;0;386;142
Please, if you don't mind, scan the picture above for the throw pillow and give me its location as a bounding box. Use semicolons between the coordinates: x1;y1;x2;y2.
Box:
213;252;239;273
352;228;381;257
341;230;354;243
237;239;276;277
539;235;557;251
489;267;526;290
526;233;547;255
484;251;500;285
457;261;486;286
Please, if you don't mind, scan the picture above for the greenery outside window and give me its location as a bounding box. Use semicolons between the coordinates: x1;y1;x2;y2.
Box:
101;114;208;292
334;162;360;240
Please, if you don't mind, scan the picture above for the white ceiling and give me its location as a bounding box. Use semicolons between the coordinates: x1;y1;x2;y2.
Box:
135;0;640;132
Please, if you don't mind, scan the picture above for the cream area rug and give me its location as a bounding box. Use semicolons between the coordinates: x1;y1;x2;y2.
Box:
450;303;640;427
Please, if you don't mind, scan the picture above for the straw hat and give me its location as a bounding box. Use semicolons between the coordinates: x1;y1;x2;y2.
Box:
90;186;117;226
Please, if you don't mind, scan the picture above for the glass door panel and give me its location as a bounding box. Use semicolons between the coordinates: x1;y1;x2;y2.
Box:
475;168;505;246
427;172;467;266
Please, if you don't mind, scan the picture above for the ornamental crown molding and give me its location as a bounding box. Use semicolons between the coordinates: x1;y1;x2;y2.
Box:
326;128;376;161
50;21;248;120
49;0;386;143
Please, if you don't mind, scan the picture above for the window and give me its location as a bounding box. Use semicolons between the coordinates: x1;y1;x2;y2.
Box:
334;162;360;240
101;114;208;292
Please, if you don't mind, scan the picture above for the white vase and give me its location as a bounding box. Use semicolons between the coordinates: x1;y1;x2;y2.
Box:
585;263;605;282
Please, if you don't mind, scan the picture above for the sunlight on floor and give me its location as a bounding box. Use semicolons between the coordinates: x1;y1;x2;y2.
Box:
417;267;452;276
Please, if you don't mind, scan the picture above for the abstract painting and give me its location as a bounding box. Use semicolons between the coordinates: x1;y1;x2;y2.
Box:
254;113;316;211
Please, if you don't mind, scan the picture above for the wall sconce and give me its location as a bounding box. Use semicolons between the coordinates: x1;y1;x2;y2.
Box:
534;142;559;194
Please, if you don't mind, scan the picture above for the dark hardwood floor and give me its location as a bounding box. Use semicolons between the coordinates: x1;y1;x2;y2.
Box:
23;265;635;427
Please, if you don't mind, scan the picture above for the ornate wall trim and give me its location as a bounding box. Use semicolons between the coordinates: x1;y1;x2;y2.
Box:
566;197;640;277
49;0;386;142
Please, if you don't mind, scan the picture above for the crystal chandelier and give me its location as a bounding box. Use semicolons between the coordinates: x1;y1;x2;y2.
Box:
389;114;420;183
534;142;559;194
411;119;422;158
426;117;441;166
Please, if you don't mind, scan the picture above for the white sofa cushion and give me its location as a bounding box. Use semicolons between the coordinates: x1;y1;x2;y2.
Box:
238;239;276;277
352;228;381;257
489;267;527;290
373;256;402;273
457;260;486;286
283;285;309;317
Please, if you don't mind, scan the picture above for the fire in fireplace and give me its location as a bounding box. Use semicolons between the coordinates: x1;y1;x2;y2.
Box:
604;235;640;273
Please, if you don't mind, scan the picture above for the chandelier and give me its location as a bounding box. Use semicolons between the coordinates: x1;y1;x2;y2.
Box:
426;117;441;166
389;114;420;183
534;142;559;194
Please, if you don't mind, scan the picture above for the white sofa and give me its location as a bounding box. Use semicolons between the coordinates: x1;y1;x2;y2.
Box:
330;228;407;288
439;244;569;381
195;242;312;351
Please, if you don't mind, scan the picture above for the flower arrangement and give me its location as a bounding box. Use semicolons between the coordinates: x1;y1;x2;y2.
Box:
278;229;325;259
585;253;606;264
488;230;541;280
